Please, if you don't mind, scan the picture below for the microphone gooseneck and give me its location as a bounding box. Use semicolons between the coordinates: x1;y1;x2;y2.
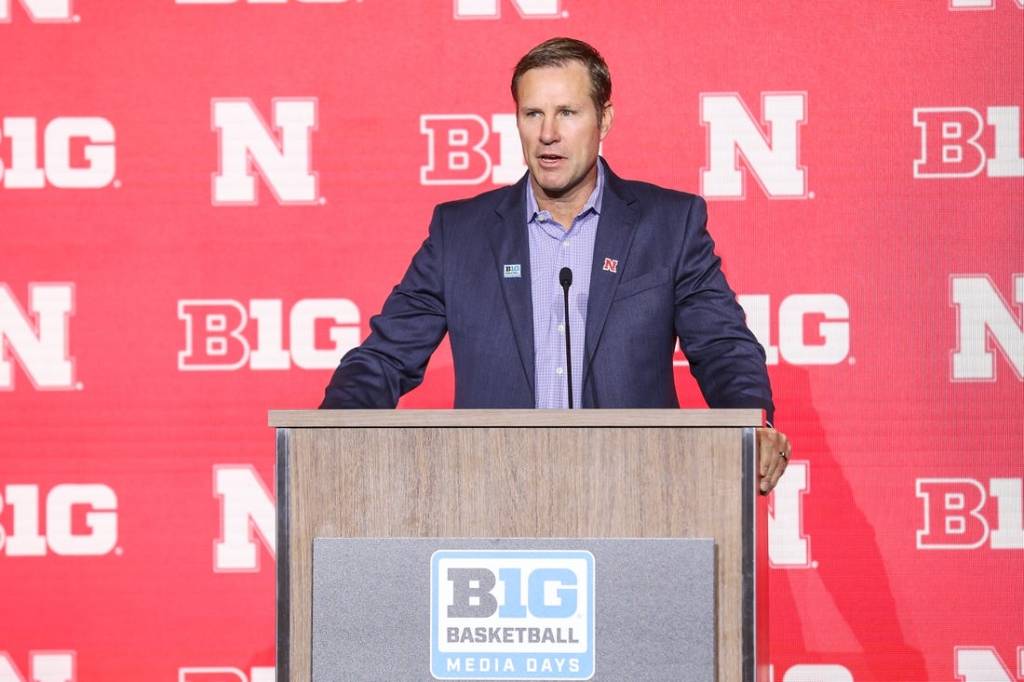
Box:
559;267;574;409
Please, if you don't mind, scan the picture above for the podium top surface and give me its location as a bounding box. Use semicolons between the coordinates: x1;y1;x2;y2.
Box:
268;408;763;428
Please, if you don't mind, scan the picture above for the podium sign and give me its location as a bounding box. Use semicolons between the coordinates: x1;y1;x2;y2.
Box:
311;538;715;681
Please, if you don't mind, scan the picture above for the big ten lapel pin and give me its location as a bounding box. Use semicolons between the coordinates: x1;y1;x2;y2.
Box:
504;263;522;278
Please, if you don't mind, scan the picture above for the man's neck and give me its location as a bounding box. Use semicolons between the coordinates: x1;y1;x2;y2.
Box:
531;166;598;230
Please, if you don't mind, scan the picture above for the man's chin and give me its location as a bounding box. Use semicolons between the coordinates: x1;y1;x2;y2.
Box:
531;173;573;199
536;184;570;199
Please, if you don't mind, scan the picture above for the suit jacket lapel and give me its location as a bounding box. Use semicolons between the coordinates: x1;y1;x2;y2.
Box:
583;164;639;389
489;176;536;400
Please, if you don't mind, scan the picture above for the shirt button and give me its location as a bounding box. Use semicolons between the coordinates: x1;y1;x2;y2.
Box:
557;324;565;334
555;367;564;375
562;239;571;247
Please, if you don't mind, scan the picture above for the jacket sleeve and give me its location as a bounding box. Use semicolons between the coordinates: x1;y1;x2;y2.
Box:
319;206;448;408
672;196;775;423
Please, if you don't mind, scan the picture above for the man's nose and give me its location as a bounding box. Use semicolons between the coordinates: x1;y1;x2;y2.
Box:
539;116;559;144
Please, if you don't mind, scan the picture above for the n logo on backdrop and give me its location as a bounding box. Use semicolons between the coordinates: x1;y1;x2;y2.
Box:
213;465;275;572
0;284;75;391
211;98;319;206
0;0;73;22
0;653;76;682
954;647;1024;682
700;92;808;199
453;0;563;20
950;274;1024;382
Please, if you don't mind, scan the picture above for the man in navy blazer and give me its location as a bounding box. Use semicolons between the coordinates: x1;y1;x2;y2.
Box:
321;37;791;492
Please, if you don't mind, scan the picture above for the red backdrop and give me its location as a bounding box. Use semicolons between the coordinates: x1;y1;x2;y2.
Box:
1;1;1022;680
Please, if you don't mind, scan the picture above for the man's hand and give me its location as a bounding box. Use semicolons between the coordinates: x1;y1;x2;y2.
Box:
757;427;791;494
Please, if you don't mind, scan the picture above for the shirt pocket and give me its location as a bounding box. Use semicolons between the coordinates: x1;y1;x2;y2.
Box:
611;266;673;302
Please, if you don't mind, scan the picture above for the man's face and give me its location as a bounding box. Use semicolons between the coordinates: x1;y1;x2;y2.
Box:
515;61;613;201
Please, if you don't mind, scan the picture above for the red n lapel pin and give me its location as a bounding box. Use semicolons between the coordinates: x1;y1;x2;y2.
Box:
602;258;618;273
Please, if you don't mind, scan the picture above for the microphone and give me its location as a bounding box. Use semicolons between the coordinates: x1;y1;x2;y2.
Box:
559;267;574;409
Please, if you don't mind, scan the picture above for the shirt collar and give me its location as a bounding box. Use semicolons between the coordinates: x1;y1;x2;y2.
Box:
526;158;606;224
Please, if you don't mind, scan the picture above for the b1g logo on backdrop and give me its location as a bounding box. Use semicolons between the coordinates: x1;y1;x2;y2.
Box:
675;293;851;367
950;274;1023;382
178;0;360;4
453;0;563;19
949;0;1024;9
0;118;115;189
431;550;594;679
211;98;319;206
420;114;526;186
913;106;1023;179
700;92;808;200
739;293;849;366
0;283;76;391
178;666;274;682
768;460;813;568
0;484;118;557
916;477;1023;550
0;652;76;682
766;663;853;682
0;0;74;22
177;297;359;371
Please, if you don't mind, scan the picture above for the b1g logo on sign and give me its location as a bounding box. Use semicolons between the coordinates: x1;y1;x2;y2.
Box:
431;550;594;680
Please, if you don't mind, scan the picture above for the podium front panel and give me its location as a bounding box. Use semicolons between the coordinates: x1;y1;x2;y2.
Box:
311;537;715;681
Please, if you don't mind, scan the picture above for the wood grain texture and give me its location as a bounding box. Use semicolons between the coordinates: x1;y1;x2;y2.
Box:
282;424;754;681
270;408;763;428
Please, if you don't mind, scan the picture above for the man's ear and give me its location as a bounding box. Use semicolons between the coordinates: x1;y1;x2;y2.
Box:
600;102;614;140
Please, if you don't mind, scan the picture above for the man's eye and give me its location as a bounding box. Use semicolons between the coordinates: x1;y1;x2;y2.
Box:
559;110;575;116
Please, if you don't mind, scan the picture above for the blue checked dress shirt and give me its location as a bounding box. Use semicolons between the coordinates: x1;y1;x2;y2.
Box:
526;163;605;409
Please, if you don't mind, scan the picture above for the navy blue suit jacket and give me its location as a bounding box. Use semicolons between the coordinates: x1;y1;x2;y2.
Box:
321;161;774;421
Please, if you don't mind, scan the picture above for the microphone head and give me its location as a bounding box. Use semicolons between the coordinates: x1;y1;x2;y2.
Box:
559;267;573;288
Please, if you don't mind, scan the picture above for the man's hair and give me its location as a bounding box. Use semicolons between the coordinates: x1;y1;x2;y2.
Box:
511;37;612;120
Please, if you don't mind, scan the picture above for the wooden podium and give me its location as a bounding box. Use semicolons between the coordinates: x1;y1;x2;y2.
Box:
269;409;768;681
